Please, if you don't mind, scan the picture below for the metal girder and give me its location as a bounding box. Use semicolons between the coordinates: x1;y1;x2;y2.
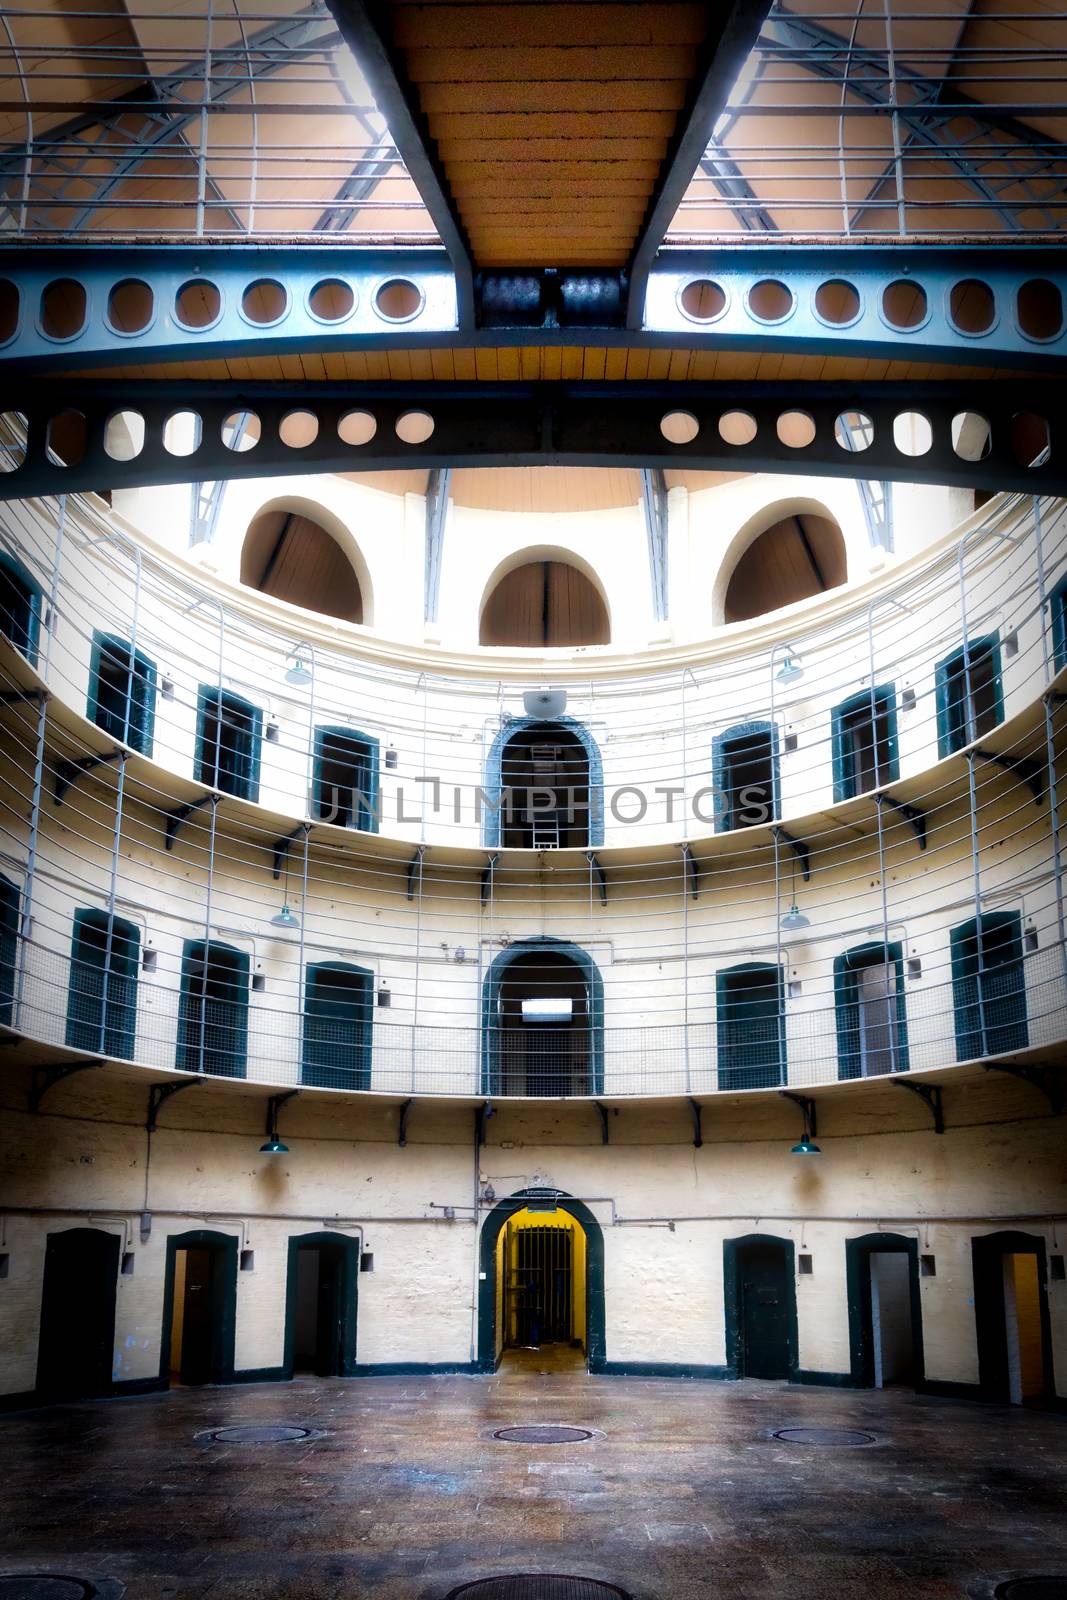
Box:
973;748;1045;805
626;0;775;327
640;467;669;623
892;1077;945;1134
772;826;811;882
3;245;1067;371
681;843;701;901
424;466;450;624
53;749;124;806
877;793;927;852
5;378;1064;501
321;0;475;327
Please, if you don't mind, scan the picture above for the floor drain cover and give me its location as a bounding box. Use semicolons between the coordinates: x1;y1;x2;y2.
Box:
773;1426;876;1446
995;1583;1067;1598
446;1579;631;1600
203;1424;314;1444
0;1580;100;1600
493;1425;593;1444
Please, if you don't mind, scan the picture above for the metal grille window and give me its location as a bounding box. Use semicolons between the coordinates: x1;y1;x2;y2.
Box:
831;685;899;800
834;942;908;1079
0;873;18;1028
713;723;779;832
88;632;156;755
0;553;41;666
950;912;1028;1060
936;637;1003;756
311;727;379;832
302;961;372;1089
195;686;262;800
716;963;786;1089
1051;576;1067;674
177;939;250;1078
500;725;591;849
65;909;140;1059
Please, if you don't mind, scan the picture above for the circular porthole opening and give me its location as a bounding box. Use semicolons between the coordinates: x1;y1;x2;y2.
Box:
163;410;202;457
104;410;145;462
949;278;995;335
776;410;816;448
0;279;19;343
815;279;860;325
222;410;260;452
339;410;377;447
241;278;287;325
107;279;153;335
882;278;927;330
1011;412;1049;469
951;412;991;462
174;279;221;330
1017;278;1063;341
660;410;699;445
40;279;86;340
308;278;355;322
46;411;86;467
892;410;932;457
0;411;27;472
835;410;873;452
748;278;793;322
279;409;319;448
375;278;423;321
718;410;757;446
679;278;726;321
396;409;435;444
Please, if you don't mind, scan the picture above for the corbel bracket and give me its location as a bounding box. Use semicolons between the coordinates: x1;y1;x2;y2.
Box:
892;1077;944;1133
54;749;123;806
398;1096;414;1147
772;827;810;881
30;1057;103;1112
779;1090;817;1138
146;1076;201;1132
687;1096;704;1148
982;1061;1064;1115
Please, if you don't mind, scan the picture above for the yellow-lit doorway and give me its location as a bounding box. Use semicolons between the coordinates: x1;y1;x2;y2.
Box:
494;1206;587;1365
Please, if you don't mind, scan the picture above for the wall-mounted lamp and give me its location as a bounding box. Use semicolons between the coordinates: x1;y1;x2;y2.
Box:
771;641;804;685
269;903;300;930
780;903;811;932
781;1091;821;1156
284;643;313;687
260;1090;299;1155
523;686;567;719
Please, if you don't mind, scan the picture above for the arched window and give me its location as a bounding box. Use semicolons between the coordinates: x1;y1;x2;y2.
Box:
712;721;779;832
483;717;603;849
177;939;249;1078
480;558;609;647
65;908;140;1059
312;726;379;832
195;686;262;801
723;511;846;623
88;632;156;755
834;941;908;1079
950;911;1027;1060
241;508;364;623
935;635;1003;756
716;963;785;1090
482;939;603;1097
831;685;899;800
302;962;373;1090
0;550;42;666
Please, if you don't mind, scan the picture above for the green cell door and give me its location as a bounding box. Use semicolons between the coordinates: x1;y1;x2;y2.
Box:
36;1227;120;1400
735;1239;795;1379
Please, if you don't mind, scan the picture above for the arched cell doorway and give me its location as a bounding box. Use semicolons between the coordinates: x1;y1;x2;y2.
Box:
36;1227;120;1400
972;1230;1055;1405
482;938;603;1097
478;1191;605;1373
484;716;604;849
480;557;610;647
721;508;847;623
161;1229;237;1387
241;506;364;623
283;1231;359;1377
846;1233;924;1388
724;1234;798;1379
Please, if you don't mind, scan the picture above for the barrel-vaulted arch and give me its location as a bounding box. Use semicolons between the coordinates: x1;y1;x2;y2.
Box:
478;545;612;649
481;937;604;1098
713;496;851;626
482;715;604;849
238;494;374;626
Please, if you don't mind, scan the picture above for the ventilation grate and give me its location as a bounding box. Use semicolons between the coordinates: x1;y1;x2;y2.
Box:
446;1579;631;1600
995;1582;1067;1599
493;1425;593;1445
773;1426;876;1446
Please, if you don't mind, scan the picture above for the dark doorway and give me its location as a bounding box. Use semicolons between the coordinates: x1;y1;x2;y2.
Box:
725;1235;797;1380
499;721;592;849
713;721;779;831
950;912;1028;1060
483;940;603;1096
478;1191;604;1374
302;961;373;1090
716;963;786;1090
973;1231;1054;1405
177;939;250;1078
162;1230;237;1387
846;1233;924;1389
284;1232;358;1378
36;1227;120;1400
65;908;140;1058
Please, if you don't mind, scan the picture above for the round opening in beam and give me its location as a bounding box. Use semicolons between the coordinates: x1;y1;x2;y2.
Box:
679;278;726;322
0;411;27;472
893;411;933;457
104;410;145;462
814;279;860;326
46;411;86;467
107;278;154;336
279;409;319;448
1011;412;1050;469
40;278;87;341
339;410;377;447
0;279;19;344
777;410;816;448
241;278;288;326
882;279;927;331
835;410;873;452
163;410;203;457
747;278;793;322
395;410;435;444
308;278;355;322
949;278;995;336
718;410;757;447
1017;278;1063;342
660;410;699;445
222;410;260;452
175;279;221;330
375;278;423;322
951;412;991;462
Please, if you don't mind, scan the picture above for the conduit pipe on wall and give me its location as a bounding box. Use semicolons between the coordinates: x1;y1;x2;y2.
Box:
0;1205;463;1228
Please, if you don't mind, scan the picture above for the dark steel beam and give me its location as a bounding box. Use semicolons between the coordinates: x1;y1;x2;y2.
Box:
627;0;774;329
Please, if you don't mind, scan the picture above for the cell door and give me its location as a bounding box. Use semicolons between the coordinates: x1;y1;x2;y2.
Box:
511;1225;572;1348
37;1228;120;1400
177;1247;218;1386
738;1241;794;1379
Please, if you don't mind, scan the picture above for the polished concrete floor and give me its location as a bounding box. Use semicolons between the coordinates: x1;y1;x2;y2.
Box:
2;1353;1066;1600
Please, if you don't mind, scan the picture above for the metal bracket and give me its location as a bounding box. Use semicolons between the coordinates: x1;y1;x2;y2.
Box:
594;1101;610;1145
982;1061;1064;1115
682;843;700;900
779;1090;817;1138
30;1057;103;1112
772;827;811;881
272;823;308;880
406;845;425;902
476;1098;494;1147
0;688;48;707
265;1088;300;1138
877;792;927;850
973;748;1044;805
146;1077;201;1132
586;852;608;906
164;792;217;849
480;852;499;908
398;1097;414;1147
54;749;123;806
892;1077;945;1134
688;1096;704;1149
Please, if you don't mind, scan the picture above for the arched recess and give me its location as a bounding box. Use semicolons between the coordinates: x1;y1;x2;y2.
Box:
972;1230;1055;1405
37;1226;121;1401
483;715;604;848
160;1229;238;1387
477;1189;605;1373
714;499;848;625
481;937;604;1097
240;497;371;624
723;1232;797;1379
845;1232;925;1389
283;1230;359;1378
479;548;610;647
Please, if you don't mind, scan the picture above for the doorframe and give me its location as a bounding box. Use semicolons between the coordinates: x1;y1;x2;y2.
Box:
845;1232;925;1388
723;1232;798;1379
36;1225;121;1398
159;1229;238;1385
477;1189;605;1373
972;1229;1055;1404
282;1230;360;1378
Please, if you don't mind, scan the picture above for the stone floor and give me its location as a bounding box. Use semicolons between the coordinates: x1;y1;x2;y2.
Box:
2;1352;1066;1600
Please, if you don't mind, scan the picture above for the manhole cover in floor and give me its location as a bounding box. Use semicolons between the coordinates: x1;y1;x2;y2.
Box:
0;1580;98;1600
493;1425;594;1444
773;1426;877;1446
201;1424;314;1444
446;1579;631;1600
995;1582;1067;1598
